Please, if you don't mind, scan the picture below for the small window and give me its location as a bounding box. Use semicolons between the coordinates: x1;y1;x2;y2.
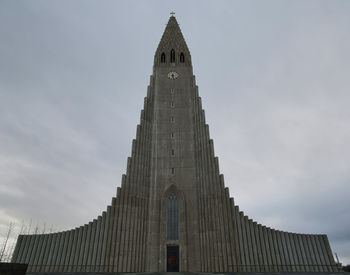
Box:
171;149;175;156
170;49;175;63
161;52;166;63
170;88;174;94
171;132;174;139
180;52;185;63
171;101;174;108
171;116;174;123
171;168;175;175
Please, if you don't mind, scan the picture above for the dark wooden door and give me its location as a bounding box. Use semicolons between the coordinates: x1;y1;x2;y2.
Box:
167;245;179;272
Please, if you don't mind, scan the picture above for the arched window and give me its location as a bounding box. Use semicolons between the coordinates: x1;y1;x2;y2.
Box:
180;52;185;63
161;52;166;63
167;193;178;240
170;49;175;63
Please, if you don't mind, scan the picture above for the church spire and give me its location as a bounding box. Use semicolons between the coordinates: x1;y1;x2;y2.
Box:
155;15;191;66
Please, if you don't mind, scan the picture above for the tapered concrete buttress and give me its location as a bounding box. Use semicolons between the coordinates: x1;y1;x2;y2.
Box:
23;235;33;265
33;234;44;272
56;231;66;272
86;220;96;272
95;215;103;271
250;221;258;271
286;232;296;272
11;235;22;263
67;229;77;272
42;234;53;272
91;217;101;271
72;227;82;272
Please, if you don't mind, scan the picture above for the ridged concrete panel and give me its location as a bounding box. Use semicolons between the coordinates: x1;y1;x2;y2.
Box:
271;230;281;272
318;235;330;272
56;231;66;272
32;234;44;272
72;227;82;271
276;231;286;271
258;225;267;271
298;233;307;272
17;235;26;263
311;235;322;272
77;225;87;271
83;223;92;271
91;217;101;271
101;207;110;272
42;234;53;272
69;229;78;272
52;232;63;272
305;235;315;271
287;233;297;272
47;233;57;272
250;221;258;272
11;235;21;263
18;235;27;264
280;232;291;271
27;235;38;272
23;235;34;265
88;220;97;272
95;215;103;271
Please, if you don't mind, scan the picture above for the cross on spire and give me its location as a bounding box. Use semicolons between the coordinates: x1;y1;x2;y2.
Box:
170;11;175;16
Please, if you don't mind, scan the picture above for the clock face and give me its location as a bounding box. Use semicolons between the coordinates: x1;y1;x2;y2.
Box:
168;71;178;80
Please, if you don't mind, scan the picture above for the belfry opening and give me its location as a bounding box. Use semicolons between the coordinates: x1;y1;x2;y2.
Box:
11;15;338;273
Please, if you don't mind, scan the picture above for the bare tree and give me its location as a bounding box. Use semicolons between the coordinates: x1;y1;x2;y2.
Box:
33;222;39;234
0;220;53;262
18;220;25;235
0;222;13;262
41;222;46;234
27;219;32;235
6;238;17;262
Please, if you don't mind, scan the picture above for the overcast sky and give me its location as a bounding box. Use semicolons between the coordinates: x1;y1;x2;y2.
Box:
0;0;349;265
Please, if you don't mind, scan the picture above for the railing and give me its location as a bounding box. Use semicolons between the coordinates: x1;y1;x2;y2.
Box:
24;263;342;273
227;264;342;272
229;264;341;272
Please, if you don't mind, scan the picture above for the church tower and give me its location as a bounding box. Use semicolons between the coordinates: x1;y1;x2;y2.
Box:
11;16;338;273
147;15;200;272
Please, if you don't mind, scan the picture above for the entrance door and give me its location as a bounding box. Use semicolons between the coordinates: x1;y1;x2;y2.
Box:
167;245;179;272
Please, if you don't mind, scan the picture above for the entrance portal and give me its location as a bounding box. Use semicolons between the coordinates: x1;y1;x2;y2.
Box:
167;245;179;272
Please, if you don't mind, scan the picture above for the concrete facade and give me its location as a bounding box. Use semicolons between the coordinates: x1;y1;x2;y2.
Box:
11;16;338;273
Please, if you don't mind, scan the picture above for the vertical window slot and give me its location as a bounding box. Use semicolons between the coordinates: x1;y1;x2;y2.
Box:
167;194;178;240
170;49;175;63
180;52;185;63
161;52;166;63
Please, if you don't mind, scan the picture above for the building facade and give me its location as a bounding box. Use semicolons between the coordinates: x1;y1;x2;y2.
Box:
11;16;337;273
